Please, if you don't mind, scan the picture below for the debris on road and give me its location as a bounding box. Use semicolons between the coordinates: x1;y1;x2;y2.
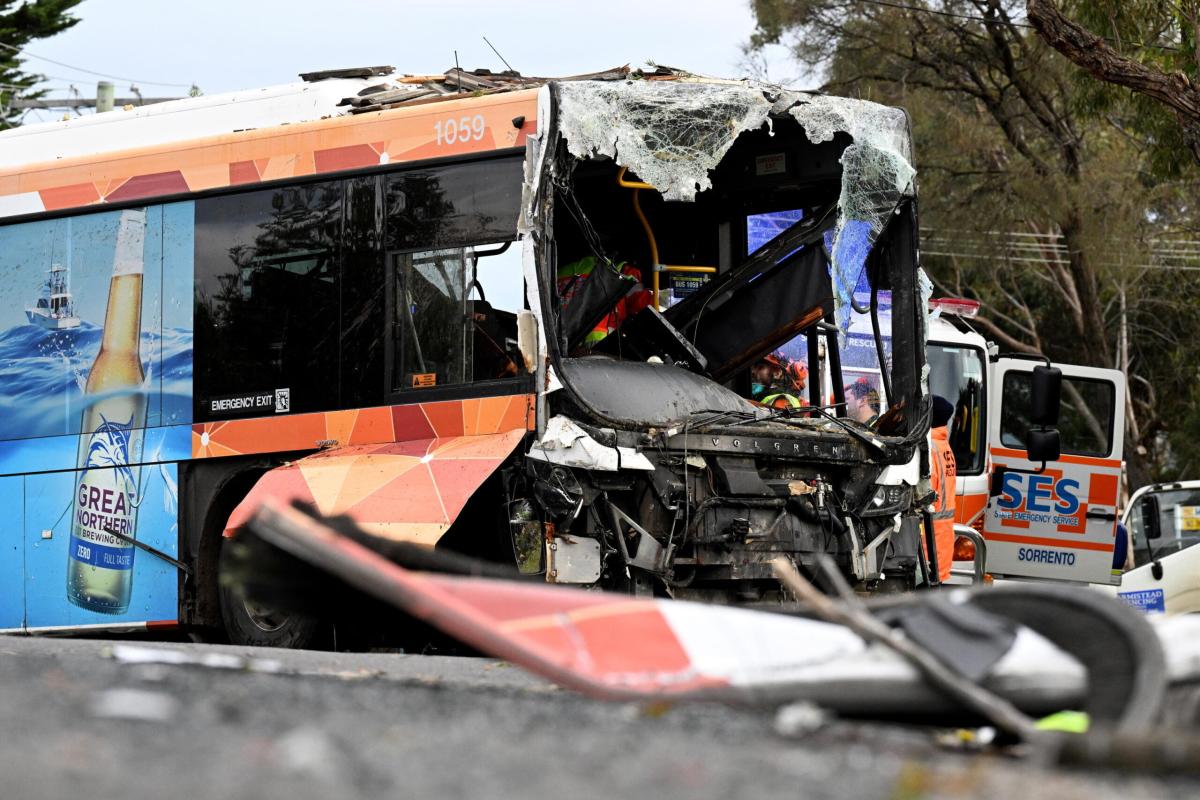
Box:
105;644;284;674
90;687;179;723
773;702;829;738
235;499;1200;773
273;726;346;784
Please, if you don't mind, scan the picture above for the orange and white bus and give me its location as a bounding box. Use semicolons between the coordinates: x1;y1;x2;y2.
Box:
1;64;1041;645
0;67;540;644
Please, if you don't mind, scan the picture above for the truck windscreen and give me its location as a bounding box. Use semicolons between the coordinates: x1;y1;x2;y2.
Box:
927;342;986;474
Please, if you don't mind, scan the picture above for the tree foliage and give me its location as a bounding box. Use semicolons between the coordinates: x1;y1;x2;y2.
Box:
750;0;1200;485
0;0;82;129
1027;0;1200;175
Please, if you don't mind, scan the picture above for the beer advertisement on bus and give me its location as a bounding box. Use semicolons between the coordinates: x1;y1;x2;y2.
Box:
0;203;193;630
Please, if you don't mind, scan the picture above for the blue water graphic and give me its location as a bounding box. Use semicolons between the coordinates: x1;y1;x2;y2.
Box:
0;322;192;441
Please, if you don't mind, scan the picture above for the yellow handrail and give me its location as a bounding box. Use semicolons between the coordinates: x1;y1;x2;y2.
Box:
616;167;654;190
615;167;715;308
660;265;716;274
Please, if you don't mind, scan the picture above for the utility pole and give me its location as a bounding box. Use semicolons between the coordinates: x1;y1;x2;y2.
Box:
96;80;114;113
10;80;187;113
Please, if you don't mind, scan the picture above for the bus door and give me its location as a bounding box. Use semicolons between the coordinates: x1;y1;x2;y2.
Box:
983;358;1125;585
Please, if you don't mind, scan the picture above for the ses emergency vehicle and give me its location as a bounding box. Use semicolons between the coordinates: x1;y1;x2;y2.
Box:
926;298;1128;587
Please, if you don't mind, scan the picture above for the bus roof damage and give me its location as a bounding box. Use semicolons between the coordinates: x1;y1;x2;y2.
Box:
515;73;933;598
526;77;918;342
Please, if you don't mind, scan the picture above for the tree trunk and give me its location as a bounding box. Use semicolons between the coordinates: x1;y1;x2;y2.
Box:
1058;213;1111;368
1027;0;1200;163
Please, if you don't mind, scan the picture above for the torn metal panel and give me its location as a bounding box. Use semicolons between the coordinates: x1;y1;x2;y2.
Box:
245;499;1101;715
876;451;921;487
918;267;935;395
224;431;527;545
556;358;759;428
788;95;917;336
546;534;603;584
519;87;555;436
527;416;654;472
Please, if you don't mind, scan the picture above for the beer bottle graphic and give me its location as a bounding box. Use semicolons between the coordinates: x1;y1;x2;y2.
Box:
67;209;147;614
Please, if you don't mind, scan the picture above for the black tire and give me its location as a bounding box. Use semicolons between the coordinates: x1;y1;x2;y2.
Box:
968;583;1167;731
217;545;324;649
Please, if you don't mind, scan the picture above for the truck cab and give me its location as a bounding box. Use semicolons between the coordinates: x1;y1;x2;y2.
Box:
1108;481;1200;614
926;298;1128;587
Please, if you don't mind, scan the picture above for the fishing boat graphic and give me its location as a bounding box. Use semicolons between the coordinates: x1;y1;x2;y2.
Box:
26;263;81;330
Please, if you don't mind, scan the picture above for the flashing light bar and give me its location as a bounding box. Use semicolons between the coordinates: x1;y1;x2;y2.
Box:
929;297;980;318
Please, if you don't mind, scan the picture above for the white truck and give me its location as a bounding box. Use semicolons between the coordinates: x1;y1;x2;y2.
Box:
926;298;1129;588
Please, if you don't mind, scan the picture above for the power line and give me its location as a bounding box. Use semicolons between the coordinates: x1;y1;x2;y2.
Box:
922;228;1200;273
925;250;1200;272
0;40;193;88
0;81;50;90
12;96;181;110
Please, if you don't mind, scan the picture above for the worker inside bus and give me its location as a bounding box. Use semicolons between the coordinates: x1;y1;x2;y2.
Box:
846;378;881;427
393;241;523;389
556;254;652;350
751;351;808;410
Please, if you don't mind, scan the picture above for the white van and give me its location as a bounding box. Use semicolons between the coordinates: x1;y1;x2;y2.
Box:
1105;481;1200;614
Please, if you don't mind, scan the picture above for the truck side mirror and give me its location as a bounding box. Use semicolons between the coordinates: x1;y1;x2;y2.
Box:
1026;428;1061;463
1030;365;1062;427
1140;495;1163;541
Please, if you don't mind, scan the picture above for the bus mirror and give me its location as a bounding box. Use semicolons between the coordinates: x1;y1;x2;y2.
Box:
1140;495;1163;540
1030;365;1062;427
1026;428;1060;463
517;309;538;374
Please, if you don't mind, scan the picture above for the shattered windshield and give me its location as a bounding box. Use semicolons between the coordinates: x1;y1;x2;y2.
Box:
530;78;920;433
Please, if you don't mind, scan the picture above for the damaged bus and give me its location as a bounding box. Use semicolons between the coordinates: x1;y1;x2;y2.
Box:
513;78;931;602
0;65;955;646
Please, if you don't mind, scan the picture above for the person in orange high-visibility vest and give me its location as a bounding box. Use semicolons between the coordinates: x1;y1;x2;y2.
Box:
752;352;806;409
556;256;652;346
929;395;957;583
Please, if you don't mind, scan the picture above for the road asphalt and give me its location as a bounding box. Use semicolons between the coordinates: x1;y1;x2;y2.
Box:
1;635;1195;799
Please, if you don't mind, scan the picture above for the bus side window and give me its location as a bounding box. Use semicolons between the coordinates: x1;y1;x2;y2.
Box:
195;181;342;419
383;157;524;393
341;174;386;409
469;242;523;381
393;249;470;391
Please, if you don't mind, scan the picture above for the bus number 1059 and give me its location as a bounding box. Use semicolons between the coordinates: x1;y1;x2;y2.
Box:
435;115;486;146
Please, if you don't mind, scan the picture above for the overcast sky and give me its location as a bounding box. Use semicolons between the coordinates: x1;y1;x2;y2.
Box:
20;0;806;122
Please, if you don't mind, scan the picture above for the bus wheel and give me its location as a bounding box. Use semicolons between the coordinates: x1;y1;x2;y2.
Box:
218;578;323;649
